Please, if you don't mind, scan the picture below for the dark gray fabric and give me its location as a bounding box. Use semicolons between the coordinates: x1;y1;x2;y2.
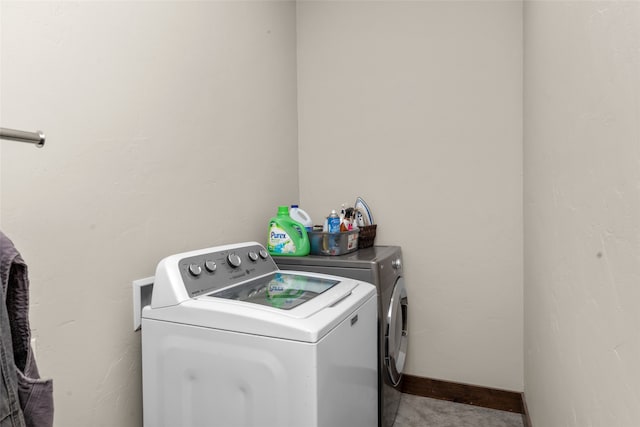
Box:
0;233;26;427
0;232;53;427
0;266;25;427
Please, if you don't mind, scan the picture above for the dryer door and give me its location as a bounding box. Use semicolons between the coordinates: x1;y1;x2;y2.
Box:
385;277;408;386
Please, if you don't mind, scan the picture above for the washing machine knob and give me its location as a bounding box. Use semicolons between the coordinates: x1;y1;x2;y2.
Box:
259;249;269;259
204;260;217;272
392;258;402;270
227;253;242;268
248;251;259;262
188;263;202;276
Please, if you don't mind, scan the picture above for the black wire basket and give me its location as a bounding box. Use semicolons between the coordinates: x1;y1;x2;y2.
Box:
357;224;377;249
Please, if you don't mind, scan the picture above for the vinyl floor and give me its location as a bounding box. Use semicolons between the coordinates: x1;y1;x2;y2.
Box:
393;393;525;427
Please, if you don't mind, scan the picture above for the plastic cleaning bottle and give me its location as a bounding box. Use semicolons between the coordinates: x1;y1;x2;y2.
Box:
267;206;310;256
289;205;313;231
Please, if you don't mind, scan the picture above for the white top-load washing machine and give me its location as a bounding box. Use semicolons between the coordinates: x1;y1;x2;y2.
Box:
139;242;377;427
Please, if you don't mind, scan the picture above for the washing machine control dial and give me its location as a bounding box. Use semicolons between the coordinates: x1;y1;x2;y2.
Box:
188;263;202;276
227;253;242;268
204;260;217;272
178;244;278;300
391;258;402;270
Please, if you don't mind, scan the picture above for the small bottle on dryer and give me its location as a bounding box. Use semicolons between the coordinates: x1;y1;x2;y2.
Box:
327;210;341;233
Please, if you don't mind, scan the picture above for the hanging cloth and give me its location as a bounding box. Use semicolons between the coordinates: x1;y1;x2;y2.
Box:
0;232;53;427
0;241;24;426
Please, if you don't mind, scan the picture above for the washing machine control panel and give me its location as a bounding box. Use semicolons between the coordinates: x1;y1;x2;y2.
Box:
177;243;279;298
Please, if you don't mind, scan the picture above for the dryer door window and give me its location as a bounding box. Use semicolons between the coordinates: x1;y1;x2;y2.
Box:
385;277;408;386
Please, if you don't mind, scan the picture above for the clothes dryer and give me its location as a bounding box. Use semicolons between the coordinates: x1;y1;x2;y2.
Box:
274;246;408;427
141;242;377;427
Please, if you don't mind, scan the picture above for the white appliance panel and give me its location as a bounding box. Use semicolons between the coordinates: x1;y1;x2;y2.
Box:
143;319;318;427
318;295;378;427
143;296;376;427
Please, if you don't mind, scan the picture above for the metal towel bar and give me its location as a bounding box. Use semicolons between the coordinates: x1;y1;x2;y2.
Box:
0;127;46;147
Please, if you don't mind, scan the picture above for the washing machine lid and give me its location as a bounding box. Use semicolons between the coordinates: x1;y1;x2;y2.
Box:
207;272;340;311
143;275;374;342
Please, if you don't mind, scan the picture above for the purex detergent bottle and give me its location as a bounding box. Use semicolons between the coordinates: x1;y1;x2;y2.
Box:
267;206;310;256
